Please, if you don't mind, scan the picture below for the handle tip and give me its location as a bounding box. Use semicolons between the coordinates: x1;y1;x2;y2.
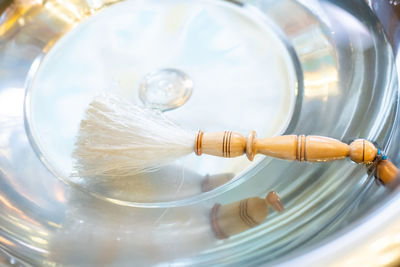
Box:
349;139;377;164
375;159;399;185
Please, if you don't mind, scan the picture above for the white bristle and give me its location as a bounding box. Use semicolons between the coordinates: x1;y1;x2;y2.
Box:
72;94;195;178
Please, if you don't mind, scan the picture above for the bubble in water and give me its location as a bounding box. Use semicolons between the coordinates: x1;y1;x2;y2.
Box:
9;257;16;265
139;68;193;111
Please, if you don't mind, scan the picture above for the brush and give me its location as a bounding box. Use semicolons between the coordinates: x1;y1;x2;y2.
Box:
73;94;399;185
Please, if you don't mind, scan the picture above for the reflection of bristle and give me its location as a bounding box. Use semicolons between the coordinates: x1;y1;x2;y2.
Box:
72;94;195;178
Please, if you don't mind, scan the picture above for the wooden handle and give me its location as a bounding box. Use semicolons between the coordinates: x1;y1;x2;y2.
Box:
195;131;246;158
195;131;377;163
247;132;352;162
196;131;399;186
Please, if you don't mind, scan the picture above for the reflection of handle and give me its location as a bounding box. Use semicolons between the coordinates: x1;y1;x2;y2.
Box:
211;192;283;239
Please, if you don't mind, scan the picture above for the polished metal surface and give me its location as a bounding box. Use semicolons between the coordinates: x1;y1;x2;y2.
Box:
0;0;399;266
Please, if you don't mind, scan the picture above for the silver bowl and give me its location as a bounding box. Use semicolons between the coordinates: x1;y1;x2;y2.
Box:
0;0;399;265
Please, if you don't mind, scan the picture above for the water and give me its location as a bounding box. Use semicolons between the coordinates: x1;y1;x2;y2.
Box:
0;0;398;265
25;0;298;205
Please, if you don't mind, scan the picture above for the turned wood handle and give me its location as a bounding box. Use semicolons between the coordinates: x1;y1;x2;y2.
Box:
247;133;351;162
195;131;377;163
195;131;400;185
